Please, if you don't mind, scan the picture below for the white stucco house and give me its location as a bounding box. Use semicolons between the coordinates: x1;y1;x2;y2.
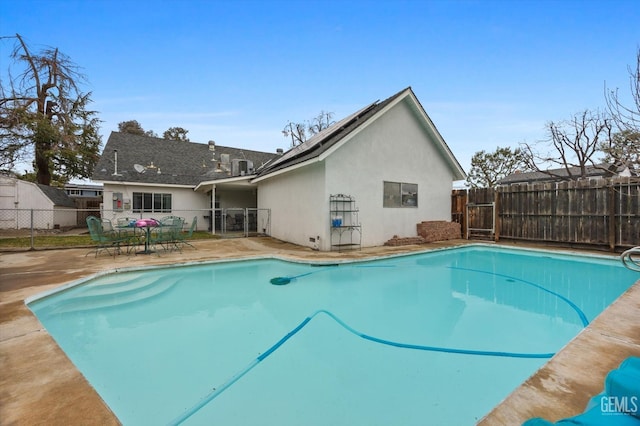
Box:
92;87;466;251
0;175;77;229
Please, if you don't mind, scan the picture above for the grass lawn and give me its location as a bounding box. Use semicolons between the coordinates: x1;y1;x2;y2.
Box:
0;231;219;249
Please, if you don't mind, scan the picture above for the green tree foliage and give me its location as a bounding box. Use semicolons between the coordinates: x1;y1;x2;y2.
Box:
0;34;101;185
117;120;157;137
163;126;190;142
467;146;528;188
601;130;640;173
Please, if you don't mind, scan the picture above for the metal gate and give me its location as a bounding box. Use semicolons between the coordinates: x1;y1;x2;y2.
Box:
217;208;270;237
466;202;495;239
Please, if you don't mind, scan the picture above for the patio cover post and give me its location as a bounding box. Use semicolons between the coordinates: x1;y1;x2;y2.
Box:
211;185;216;236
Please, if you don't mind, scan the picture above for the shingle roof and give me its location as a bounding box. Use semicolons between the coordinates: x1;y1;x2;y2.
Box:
94;87;465;186
498;164;624;184
37;184;76;207
92;132;280;186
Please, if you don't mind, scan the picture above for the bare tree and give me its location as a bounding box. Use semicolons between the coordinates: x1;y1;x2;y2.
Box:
308;110;335;135
282;110;335;147
521;110;613;180
282;121;307;146
606;48;640;133
467;146;528;188
0;34;101;184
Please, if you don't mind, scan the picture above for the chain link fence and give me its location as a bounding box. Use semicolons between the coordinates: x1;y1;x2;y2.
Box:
0;208;271;250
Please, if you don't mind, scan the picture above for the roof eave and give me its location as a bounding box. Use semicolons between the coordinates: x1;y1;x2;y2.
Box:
405;90;467;180
194;175;256;191
94;179;196;189
251;158;320;183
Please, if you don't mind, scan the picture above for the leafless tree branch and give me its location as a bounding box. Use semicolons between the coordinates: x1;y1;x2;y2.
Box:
521;110;613;180
605;48;640;133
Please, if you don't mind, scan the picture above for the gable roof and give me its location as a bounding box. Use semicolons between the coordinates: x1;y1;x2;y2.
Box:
254;87;466;181
92;132;280;186
36;184;76;207
498;163;629;185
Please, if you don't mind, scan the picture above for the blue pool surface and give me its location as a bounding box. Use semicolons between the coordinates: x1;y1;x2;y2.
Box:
28;246;639;425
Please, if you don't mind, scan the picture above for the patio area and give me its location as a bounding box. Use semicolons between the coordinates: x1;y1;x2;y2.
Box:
1;237;638;425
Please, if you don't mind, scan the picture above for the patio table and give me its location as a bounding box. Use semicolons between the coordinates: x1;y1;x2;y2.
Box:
135;219;159;254
114;222;141;255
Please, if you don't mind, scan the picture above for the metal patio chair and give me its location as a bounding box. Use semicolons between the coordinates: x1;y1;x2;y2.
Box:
86;216;128;257
149;216;184;253
176;216;198;250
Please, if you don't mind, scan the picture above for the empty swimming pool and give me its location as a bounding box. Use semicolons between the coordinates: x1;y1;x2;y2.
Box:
28;245;639;425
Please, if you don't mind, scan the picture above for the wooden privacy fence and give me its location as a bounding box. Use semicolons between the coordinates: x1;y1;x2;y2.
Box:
451;177;640;250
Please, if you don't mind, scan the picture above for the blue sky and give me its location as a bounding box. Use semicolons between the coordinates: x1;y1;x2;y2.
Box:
1;0;639;178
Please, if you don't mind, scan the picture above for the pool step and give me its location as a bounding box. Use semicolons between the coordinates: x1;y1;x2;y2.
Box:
50;275;179;314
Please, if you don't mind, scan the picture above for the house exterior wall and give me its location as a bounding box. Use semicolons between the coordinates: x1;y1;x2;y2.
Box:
0;177;68;229
216;188;256;209
0;176;19;212
102;183;210;230
50;207;77;229
257;162;326;249
64;184;103;197
257;98;456;251
324;99;455;248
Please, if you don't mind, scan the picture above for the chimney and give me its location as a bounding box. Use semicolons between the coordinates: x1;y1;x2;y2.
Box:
276;148;284;155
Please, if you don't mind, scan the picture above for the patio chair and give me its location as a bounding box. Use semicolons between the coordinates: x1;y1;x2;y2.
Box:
116;217;137;228
101;217;114;232
149;216;184;253
86;216;128;257
115;217;141;251
158;216;184;226
176;216;198;250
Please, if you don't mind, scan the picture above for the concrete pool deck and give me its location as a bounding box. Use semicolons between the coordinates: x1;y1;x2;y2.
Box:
1;237;638;425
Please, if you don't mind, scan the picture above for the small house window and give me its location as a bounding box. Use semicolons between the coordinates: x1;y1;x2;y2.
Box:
133;192;172;213
383;181;418;208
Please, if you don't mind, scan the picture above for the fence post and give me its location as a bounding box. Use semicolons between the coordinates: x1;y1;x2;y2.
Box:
460;190;468;238
608;185;616;251
494;190;501;242
30;209;35;250
465;201;469;240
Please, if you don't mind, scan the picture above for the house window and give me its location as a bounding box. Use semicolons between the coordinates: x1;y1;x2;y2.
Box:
132;192;172;213
383;181;418;208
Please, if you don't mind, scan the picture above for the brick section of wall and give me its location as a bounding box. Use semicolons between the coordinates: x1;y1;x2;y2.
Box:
384;235;426;246
416;221;461;242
